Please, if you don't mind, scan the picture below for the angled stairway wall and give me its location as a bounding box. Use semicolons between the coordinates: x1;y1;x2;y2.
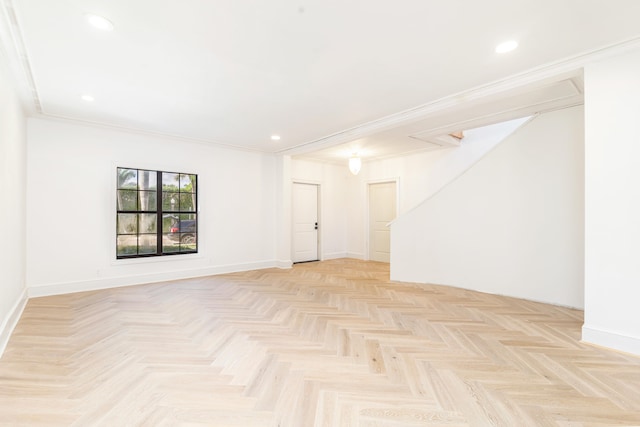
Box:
346;117;530;259
390;106;585;309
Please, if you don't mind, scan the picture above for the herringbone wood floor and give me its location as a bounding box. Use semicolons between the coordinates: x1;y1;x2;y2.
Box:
1;259;639;426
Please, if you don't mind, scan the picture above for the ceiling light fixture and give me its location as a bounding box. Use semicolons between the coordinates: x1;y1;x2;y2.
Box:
81;94;95;102
348;155;361;176
271;135;281;141
495;40;518;54
86;14;114;31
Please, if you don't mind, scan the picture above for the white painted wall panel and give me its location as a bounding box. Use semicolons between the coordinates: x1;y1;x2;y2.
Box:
26;118;277;296
0;51;27;354
391;106;585;309
583;49;640;355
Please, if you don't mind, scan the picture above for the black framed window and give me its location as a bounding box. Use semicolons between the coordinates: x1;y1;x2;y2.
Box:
117;167;197;258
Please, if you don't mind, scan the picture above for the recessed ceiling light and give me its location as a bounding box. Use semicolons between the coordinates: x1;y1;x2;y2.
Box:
81;94;95;102
86;14;114;31
495;40;518;54
271;135;281;141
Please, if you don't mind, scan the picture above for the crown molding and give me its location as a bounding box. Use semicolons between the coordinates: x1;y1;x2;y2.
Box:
0;0;40;114
281;36;640;157
30;113;270;155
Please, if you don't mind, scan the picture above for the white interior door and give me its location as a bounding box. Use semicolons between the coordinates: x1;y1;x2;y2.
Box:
292;183;319;263
369;181;397;263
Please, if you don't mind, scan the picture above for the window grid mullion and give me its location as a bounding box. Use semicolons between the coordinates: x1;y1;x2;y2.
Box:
117;167;197;259
157;171;163;255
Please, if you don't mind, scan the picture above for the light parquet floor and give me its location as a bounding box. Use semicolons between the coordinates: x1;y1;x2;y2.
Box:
1;259;639;426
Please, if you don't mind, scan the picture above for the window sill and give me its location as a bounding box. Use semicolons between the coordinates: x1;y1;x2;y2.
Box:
111;252;203;266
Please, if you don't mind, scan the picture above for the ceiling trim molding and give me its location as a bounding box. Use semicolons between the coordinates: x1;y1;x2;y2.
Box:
412;99;583;142
0;0;41;113
32;113;269;155
280;36;640;157
409;78;583;141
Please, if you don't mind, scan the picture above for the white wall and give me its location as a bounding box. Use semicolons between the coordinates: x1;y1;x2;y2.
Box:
26;118;278;296
391;106;585;309
583;49;640;355
346;118;528;260
0;49;28;355
291;159;348;259
275;155;293;268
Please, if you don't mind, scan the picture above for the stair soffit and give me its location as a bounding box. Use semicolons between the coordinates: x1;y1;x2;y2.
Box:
294;73;584;164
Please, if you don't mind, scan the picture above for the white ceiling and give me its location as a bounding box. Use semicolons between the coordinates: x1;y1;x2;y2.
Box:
2;0;640;160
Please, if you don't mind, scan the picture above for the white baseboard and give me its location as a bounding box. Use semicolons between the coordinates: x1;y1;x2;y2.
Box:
0;288;28;359
582;325;640;357
27;260;279;298
322;252;348;260
346;252;365;260
276;259;293;269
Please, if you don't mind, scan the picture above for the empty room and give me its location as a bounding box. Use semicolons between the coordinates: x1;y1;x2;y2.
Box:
1;1;640;425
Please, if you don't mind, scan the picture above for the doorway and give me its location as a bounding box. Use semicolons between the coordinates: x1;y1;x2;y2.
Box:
292;183;319;263
368;181;397;263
